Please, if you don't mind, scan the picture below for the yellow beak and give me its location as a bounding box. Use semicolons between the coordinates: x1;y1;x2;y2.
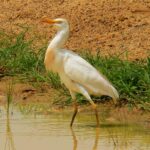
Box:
42;18;56;24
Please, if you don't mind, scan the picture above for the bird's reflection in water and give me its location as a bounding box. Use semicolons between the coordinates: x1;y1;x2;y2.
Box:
70;127;78;150
92;128;100;150
70;127;100;150
4;114;16;150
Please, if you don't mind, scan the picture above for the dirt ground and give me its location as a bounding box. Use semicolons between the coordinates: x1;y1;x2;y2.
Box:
0;1;150;115
0;77;61;105
0;0;150;60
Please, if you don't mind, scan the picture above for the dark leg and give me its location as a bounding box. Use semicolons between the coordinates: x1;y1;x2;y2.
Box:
70;102;78;127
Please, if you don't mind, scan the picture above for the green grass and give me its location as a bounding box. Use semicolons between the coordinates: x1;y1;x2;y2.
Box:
0;30;43;75
0;30;149;109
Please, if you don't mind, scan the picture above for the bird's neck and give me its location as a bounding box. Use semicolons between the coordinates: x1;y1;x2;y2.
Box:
44;27;69;72
48;27;69;50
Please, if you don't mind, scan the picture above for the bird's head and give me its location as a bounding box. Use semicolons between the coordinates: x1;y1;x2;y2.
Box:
42;17;69;30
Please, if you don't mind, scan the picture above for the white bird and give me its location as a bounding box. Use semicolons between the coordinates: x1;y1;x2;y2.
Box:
42;18;119;127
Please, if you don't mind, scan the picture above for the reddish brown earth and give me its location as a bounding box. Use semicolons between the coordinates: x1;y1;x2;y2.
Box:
0;0;150;59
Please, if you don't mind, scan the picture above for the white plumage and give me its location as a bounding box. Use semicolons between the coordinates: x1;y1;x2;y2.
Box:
42;18;119;127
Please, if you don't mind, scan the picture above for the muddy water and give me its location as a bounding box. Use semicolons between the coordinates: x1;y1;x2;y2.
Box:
0;107;149;150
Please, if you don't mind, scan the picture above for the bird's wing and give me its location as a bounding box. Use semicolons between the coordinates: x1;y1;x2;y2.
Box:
63;53;110;90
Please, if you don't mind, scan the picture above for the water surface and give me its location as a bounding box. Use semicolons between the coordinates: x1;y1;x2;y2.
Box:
0;106;149;150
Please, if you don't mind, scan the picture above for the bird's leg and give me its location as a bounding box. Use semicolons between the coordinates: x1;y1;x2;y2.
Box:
91;103;100;127
70;101;78;127
76;85;100;127
88;99;100;127
70;91;78;127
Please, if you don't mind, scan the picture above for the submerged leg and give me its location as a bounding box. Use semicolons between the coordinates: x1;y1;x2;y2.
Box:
70;91;78;127
77;85;100;127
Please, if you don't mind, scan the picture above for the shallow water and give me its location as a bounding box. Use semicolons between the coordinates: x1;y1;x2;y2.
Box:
0;106;149;150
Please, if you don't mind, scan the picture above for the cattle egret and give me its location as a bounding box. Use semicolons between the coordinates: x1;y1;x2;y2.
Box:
42;18;119;127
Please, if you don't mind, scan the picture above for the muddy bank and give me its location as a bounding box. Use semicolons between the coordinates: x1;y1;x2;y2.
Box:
0;77;60;104
0;0;150;60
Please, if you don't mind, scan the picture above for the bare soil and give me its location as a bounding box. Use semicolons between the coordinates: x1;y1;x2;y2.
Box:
0;0;150;59
0;77;61;105
0;1;150;116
